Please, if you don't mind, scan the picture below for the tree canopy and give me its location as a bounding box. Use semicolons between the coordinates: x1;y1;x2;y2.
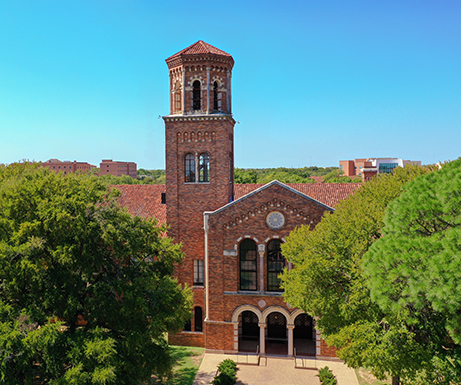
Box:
234;166;359;184
0;163;192;384
364;159;461;384
281;164;435;383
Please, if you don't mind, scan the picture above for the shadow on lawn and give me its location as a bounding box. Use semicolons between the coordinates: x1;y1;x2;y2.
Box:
153;346;204;385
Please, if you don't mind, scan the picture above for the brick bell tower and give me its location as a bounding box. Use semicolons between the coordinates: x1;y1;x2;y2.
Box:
163;42;235;302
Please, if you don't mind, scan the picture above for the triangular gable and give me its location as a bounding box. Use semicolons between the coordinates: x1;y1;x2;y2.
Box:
206;180;334;217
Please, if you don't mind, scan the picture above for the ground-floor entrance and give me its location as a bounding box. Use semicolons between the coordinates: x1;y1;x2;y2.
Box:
293;313;315;356
239;310;259;353
265;311;287;355
235;306;315;357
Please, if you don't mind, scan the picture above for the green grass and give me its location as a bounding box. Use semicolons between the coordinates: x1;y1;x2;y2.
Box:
154;345;205;385
355;368;391;385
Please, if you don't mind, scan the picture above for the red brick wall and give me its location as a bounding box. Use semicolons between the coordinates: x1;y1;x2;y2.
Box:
207;183;329;319
169;332;205;347
204;182;334;354
163;106;235;344
164;116;234;288
205;322;234;351
319;339;338;358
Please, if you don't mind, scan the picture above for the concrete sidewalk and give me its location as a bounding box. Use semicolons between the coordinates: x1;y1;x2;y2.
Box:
193;353;359;385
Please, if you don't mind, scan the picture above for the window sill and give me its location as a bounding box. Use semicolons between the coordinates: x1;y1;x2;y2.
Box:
181;331;203;334
193;285;204;288
184;182;211;185
224;291;284;297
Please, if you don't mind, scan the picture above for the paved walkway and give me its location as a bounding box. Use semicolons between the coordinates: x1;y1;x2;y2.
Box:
193;353;359;385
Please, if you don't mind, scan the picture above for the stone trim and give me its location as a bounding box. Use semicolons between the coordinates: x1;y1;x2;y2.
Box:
209;180;334;225
221;196;319;229
163;115;234;123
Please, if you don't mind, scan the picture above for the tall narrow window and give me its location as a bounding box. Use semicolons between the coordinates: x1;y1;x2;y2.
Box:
193;260;203;286
199;153;209;182
194;307;203;332
213;81;219;110
174;81;181;113
267;239;285;291
240;239;257;291
193;80;201;110
185;153;195;182
183;319;191;332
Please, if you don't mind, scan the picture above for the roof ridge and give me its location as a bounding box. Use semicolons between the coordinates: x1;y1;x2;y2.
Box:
166;40;232;60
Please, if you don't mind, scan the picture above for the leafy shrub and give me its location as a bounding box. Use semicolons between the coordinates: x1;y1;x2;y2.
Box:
317;366;337;385
212;359;238;385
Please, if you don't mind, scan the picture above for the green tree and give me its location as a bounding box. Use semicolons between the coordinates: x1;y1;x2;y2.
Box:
0;163;192;384
234;167;343;184
137;169;166;184
322;168;361;183
234;168;258;184
257;170;315;184
364;159;461;384
281;164;432;384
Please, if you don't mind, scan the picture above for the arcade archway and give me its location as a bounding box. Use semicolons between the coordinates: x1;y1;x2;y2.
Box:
238;310;259;353
265;311;288;355
293;313;316;356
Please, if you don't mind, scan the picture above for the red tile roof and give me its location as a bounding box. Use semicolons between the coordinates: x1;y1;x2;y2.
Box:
234;183;362;208
309;176;324;183
167;40;232;60
114;183;361;225
113;185;166;225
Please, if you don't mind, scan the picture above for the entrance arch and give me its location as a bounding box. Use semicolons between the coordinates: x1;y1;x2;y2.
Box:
293;313;316;356
238;310;259;353
232;305;262;354
265;311;287;355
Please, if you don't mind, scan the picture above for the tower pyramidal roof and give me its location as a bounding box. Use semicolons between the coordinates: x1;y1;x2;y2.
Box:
167;40;232;60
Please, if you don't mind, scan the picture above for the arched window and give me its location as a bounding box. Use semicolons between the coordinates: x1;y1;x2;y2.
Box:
199;153;209;182
185;153;195;182
174;81;181;113
267;239;285;291
194;307;203;332
240;239;257;291
213;81;219;111
193;80;201;110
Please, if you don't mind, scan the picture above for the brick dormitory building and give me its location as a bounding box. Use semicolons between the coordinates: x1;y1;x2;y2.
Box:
116;41;361;359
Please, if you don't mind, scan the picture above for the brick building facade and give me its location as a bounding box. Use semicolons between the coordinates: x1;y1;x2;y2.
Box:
340;158;421;181
117;41;361;359
100;159;137;178
41;159;96;174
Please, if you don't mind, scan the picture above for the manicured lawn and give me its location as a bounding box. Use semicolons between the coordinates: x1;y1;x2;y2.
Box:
355;368;390;385
153;346;205;385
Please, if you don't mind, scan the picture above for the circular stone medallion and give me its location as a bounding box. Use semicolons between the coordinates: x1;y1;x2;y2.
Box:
266;211;285;230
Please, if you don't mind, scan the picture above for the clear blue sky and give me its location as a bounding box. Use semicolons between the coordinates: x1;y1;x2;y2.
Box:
1;0;459;169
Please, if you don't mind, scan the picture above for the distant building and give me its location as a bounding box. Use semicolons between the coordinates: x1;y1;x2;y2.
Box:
340;158;422;181
41;159;96;175
100;159;137;178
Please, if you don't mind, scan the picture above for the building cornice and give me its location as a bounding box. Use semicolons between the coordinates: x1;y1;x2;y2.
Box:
163;114;235;124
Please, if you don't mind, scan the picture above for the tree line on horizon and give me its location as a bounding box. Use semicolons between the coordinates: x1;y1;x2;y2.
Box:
98;166;362;185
